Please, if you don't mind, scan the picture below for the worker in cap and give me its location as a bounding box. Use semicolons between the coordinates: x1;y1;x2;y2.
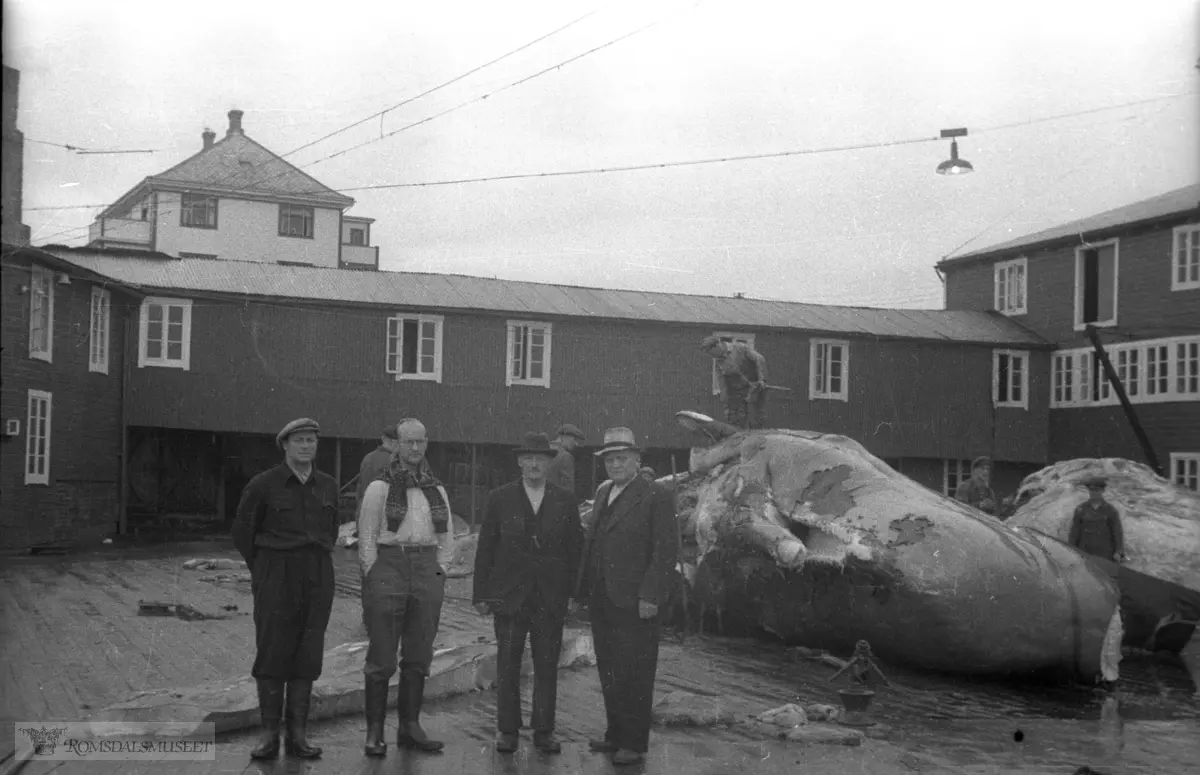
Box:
1068;477;1125;563
955;456;997;516
575;428;678;765
700;336;769;429
233;417;339;760
356;424;401;525
544;422;587;496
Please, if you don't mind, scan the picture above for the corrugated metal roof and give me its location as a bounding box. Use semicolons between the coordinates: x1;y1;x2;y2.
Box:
47;249;1047;347
942;183;1200;265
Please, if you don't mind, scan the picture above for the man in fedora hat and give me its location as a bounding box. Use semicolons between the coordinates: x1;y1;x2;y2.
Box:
576;427;678;766
232;418;340;760
955;456;998;516
473;431;583;754
544;423;586;496
1068;477;1126;562
358;418;455;757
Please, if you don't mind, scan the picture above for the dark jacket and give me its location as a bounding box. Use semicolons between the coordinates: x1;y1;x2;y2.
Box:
1068;500;1124;560
355;446;393;519
473;480;583;618
232;463;340;570
544;446;576;495
575;476;678;609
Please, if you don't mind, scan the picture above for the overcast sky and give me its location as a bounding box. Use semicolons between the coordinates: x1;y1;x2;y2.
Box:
6;0;1198;308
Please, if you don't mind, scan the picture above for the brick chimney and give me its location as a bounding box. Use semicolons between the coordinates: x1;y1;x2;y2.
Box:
201;127;216;149
226;109;244;137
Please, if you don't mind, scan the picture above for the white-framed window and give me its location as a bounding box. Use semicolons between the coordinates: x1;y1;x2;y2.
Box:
1049;335;1200;408
25;390;51;485
89;287;111;374
1074;239;1119;330
993;349;1029;409
709;332;755;395
943;458;972;496
1171;225;1200;291
810;338;849;401
1170;453;1199;491
29;265;54;362
279;204;314;238
994;257;1027;315
385;314;443;382
138;297;192;370
506;320;552;387
180;193;218;229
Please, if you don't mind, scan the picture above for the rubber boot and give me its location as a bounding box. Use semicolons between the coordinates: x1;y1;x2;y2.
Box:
396;669;444;752
249;679;284;760
283;679;323;759
363;678;389;757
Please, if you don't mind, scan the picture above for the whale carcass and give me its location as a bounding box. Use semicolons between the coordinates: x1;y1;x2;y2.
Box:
674;414;1122;681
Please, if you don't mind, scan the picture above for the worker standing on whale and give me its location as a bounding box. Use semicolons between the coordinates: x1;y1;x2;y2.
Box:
701;335;770;429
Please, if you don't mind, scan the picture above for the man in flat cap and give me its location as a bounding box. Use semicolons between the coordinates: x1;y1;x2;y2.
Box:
701;336;769;429
955;456;997;516
357;418;455;757
544;423;586;496
232;418;340;760
1068;477;1126;563
576;428;678;766
473;431;583;754
355;425;400;524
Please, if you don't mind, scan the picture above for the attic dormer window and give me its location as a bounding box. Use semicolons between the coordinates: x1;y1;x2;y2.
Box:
279;204;314;239
180;193;218;229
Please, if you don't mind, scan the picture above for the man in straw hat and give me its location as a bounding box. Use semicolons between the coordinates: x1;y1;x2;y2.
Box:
473;431;584;754
1068;477;1126;562
232;418;340;760
357;418;455;757
576;427;678;766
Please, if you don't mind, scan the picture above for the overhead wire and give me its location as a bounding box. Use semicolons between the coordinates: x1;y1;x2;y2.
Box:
28;137;161;154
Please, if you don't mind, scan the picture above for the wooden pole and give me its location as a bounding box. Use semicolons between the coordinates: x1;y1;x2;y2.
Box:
334;437;343;486
118;317;131;536
670;452;690;641
470;443;478;530
215;434;226;527
1086;325;1162;474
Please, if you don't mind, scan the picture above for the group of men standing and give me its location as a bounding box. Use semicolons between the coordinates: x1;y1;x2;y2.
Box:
232;416;677;766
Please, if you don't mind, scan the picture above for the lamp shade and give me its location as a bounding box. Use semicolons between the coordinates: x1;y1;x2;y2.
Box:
937;139;973;175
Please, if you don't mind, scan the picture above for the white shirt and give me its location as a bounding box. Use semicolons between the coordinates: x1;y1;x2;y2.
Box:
524;482;546;513
607;481;630;506
358;480;454;572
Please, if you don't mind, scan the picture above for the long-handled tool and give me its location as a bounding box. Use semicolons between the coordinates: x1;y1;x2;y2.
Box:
670;454;690;642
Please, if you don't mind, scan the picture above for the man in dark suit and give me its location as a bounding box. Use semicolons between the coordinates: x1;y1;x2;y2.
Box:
576;427;678;766
473;432;583;754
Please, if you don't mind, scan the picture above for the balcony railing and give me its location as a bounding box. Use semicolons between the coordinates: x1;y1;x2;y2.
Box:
342;243;379;269
88;217;152;246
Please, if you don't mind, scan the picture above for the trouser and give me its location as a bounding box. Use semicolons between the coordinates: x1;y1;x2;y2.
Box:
362;545;445;680
251;546;335;681
589;593;661;754
725;387;767;429
494;587;565;734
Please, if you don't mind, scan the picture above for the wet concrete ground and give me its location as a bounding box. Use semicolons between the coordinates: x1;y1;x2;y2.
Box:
3;541;1199;774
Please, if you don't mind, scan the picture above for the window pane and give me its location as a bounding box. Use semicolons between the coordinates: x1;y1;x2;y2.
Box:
149;304;163;324
168;306;184;325
167;341;182;360
1096;245;1116;322
401;319;418;374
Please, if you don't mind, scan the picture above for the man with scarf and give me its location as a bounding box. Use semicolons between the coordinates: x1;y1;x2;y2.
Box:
357;418;455;757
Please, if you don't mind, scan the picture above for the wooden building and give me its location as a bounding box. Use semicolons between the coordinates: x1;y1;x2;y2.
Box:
938;183;1200;490
21;247;1051;541
0;244;140;549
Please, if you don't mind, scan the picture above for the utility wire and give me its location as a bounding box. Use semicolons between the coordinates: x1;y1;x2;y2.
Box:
279;5;607;160
290;1;701;175
28;138;160;154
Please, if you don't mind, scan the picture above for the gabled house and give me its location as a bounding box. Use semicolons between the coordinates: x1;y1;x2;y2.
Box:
1;244;141;549
86;110;378;270
938;184;1200;490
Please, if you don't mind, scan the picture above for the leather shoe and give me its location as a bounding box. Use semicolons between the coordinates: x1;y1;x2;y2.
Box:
613;749;645;765
533;731;561;753
495;733;519;753
588;738;619;752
